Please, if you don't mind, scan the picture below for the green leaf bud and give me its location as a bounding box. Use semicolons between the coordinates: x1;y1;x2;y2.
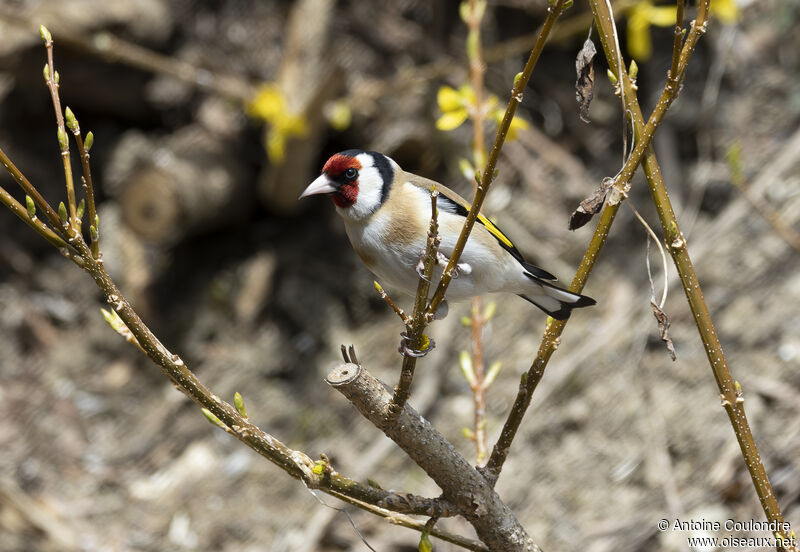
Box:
84;131;94;152
58;201;68;224
629;59;639;81
64;107;78;132
25;195;36;218
57;127;68;151
234;392;247;417
39;25;52;43
76;198;85;219
460;350;476;387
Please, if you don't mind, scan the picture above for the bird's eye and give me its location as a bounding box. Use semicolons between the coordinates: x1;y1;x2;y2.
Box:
344;168;358;181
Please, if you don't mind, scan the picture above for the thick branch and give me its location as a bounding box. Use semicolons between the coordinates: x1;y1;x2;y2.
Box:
328;363;540;552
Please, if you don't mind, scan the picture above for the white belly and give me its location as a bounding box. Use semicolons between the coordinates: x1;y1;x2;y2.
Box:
343;212;520;302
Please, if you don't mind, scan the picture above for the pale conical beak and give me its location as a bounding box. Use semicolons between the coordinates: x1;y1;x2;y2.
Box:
299;174;337;199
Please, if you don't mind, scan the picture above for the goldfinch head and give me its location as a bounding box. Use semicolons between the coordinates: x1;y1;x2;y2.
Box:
300;150;397;220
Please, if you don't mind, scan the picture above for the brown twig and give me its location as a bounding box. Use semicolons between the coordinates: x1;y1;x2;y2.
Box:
591;0;794;545
73;130;99;258
40;27;78;227
427;0;567;318
373;281;411;326
0;184;72;255
466;0;490;466
390;189;440;412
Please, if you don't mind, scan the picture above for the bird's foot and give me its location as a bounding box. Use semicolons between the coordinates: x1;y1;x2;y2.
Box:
416;253;472;280
415;256;430;281
436;252;472;279
398;331;436;358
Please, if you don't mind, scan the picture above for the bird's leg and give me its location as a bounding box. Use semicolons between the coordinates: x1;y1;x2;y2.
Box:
417;252;472;280
415;254;430;281
436;252;472;279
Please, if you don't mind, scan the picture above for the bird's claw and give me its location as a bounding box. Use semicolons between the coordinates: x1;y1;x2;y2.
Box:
415;257;430;281
398;331;435;358
436;252;471;279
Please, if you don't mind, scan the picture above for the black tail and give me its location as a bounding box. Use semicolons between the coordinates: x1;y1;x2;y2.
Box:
519;279;596;320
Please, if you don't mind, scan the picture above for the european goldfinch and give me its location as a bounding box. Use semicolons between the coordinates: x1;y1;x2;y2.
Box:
300;149;595;320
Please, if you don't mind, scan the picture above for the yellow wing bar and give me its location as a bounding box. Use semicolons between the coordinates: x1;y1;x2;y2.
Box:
477;213;514;248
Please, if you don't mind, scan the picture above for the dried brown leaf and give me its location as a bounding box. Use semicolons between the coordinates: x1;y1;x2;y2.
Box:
575;37;597;124
650;301;677;361
569;177;612;230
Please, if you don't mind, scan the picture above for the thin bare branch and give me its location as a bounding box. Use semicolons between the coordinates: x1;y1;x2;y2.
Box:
427;0;567;317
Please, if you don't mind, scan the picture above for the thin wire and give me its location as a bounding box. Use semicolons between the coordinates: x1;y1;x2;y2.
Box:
628;201;669;308
301;485;378;552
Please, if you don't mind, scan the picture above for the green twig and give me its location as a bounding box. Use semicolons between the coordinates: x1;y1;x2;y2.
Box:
482;0;715;484
427;0;567;318
590;0;793;545
41;27;78;227
390;189;440;412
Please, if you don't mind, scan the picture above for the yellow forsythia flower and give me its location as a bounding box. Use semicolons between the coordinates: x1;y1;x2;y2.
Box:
711;0;740;24
627;0;678;60
246;84;308;163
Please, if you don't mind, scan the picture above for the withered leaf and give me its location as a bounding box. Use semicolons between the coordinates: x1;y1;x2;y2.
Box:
650;301;677;362
569;177;613;230
575;37;597;123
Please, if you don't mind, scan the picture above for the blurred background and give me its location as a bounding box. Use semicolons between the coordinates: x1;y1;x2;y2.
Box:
0;0;798;551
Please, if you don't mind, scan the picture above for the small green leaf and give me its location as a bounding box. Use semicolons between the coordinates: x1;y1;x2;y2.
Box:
311;462;325;475
234;392;247;417
458;158;474;181
606;68;618;85
25;195;36;218
84;131;94;152
39;25;52;43
459;350;476;387
101;308;126;333
563;0;574;9
42;64;50;83
58;201;68;224
483;301;497;321
64;106;78;132
89;225;98;242
460;315;472;327
513;71;524;88
57;127;68;151
418;532;433;552
201;408;225;428
484;361;503;387
76;199;85;220
461;426;475;440
54;71;59;85
373;281;384;293
628;59;639;81
459;1;470;23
